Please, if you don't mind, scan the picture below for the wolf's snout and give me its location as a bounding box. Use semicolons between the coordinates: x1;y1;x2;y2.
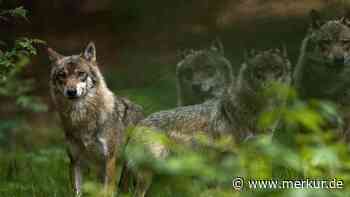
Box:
66;88;78;99
334;56;345;66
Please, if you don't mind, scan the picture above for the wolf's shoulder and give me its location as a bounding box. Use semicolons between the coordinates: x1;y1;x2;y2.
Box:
113;95;145;126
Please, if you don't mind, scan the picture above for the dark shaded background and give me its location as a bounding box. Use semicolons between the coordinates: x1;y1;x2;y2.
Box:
10;0;339;87
0;0;347;149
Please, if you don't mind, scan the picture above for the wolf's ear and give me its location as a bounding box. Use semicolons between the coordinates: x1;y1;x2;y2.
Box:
210;37;224;55
282;44;288;58
310;9;322;29
47;48;63;62
83;41;96;62
342;9;350;26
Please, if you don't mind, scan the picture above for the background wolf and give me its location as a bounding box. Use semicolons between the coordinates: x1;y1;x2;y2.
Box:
48;42;144;196
176;40;234;106
293;10;350;141
126;48;292;197
294;10;350;102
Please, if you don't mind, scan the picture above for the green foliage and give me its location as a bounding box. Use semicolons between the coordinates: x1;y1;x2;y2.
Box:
0;6;27;19
0;5;47;152
123;85;350;197
0;4;45;81
0;37;45;82
0;148;71;197
0;5;46;110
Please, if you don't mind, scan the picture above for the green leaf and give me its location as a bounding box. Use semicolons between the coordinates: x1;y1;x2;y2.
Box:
1;7;28;20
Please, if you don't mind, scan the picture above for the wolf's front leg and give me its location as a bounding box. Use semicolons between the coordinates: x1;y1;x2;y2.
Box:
100;155;117;196
70;158;83;197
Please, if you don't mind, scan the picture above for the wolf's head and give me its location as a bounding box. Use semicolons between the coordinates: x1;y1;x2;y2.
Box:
306;10;350;67
176;42;233;105
221;49;291;139
48;42;100;101
240;48;291;93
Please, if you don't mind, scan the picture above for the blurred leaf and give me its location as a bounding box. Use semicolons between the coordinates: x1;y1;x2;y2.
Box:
0;7;27;20
16;96;48;112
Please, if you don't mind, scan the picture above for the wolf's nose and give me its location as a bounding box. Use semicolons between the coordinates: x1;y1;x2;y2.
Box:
334;57;345;66
67;89;77;97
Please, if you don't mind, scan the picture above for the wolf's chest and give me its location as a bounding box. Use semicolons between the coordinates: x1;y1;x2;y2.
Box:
61;108;100;146
67;134;109;163
65;122;99;152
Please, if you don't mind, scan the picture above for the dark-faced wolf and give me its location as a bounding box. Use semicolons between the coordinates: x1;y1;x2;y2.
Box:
293;10;350;102
292;10;350;142
127;48;292;197
48;42;144;196
176;40;234;106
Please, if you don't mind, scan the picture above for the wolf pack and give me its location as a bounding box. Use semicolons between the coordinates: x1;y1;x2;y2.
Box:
47;10;350;197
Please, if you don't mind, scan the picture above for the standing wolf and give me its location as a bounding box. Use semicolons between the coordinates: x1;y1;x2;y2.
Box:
48;42;144;196
293;10;350;102
176;41;234;106
127;48;292;197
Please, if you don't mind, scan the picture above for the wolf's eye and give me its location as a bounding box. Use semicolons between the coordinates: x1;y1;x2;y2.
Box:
78;71;86;77
78;71;87;81
57;71;66;78
341;39;350;44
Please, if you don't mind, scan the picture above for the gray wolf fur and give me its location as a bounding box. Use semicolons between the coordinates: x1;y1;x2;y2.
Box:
48;42;144;196
293;10;350;142
293;10;350;102
176;40;234;106
127;48;292;197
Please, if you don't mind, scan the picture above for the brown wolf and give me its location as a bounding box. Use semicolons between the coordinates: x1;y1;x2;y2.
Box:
176;40;234;106
126;48;292;197
47;42;144;196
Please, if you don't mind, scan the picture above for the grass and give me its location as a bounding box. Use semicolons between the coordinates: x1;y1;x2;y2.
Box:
0;148;71;197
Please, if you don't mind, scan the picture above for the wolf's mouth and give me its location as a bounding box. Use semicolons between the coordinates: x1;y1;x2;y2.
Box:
67;95;79;100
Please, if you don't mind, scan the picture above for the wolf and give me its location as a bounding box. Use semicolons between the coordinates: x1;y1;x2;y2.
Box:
293;10;350;102
126;48;292;197
47;42;144;196
293;10;350;142
176;40;234;106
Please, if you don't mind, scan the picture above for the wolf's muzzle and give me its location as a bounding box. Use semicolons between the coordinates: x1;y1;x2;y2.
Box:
65;88;78;99
334;56;345;66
